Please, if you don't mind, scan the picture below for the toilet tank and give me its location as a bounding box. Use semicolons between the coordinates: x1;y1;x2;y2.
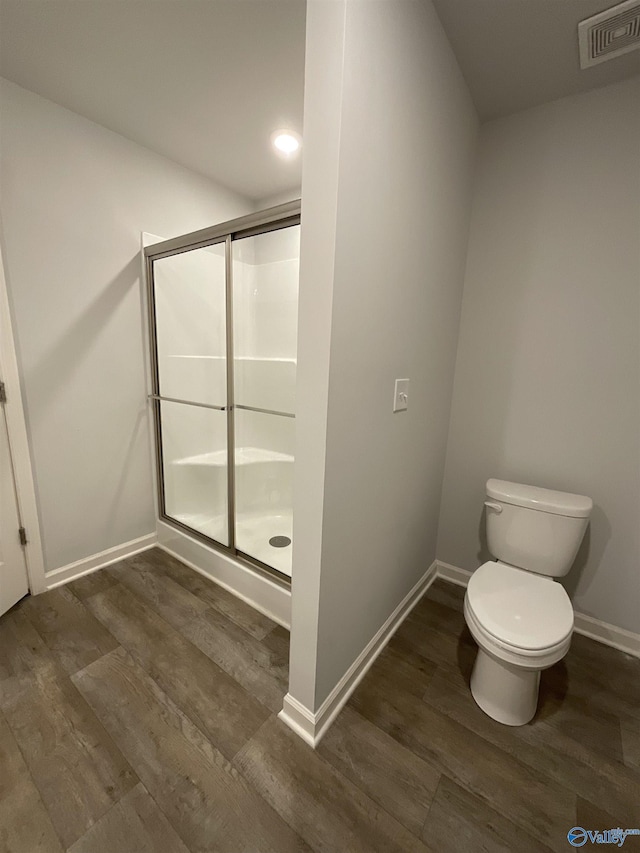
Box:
485;479;593;578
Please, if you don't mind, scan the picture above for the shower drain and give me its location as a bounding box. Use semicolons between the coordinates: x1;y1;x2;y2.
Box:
269;536;291;548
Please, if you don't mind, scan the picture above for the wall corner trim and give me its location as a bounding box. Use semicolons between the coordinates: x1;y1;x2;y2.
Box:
279;559;439;748
435;560;473;588
435;560;640;660
44;533;158;591
278;696;317;748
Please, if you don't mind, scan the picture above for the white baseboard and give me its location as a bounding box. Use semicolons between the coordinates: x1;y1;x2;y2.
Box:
279;560;438;748
435;560;472;587
44;533;158;591
435;560;640;660
572;611;640;659
157;520;291;629
278;695;317;748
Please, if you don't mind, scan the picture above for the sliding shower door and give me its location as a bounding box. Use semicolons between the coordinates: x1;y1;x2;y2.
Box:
151;240;231;546
146;203;300;581
232;225;299;576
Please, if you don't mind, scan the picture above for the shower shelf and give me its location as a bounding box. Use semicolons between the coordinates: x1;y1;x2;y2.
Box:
174;446;293;467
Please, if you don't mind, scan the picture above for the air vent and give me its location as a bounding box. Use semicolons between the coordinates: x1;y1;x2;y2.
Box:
578;0;640;68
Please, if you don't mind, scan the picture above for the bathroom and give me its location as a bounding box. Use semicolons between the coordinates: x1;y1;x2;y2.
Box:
0;0;638;850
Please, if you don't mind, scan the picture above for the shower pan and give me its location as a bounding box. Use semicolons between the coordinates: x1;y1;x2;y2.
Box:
144;202;300;582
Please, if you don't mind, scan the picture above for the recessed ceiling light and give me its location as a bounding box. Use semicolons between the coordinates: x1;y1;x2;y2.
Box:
271;130;301;157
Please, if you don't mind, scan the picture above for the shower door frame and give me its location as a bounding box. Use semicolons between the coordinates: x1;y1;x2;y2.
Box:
144;200;301;585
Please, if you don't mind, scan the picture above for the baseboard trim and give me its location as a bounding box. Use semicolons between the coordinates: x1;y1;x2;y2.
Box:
435;560;472;588
44;533;158;591
435;560;640;660
278;696;316;748
572;611;640;659
279;560;438;748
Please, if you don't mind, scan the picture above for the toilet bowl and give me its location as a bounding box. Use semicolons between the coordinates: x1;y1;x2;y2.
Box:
464;479;592;726
464;561;573;725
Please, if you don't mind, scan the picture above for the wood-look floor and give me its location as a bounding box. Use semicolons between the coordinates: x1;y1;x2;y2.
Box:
1;548;639;852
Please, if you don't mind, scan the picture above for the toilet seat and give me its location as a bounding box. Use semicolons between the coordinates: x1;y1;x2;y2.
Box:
464;596;572;671
466;560;574;652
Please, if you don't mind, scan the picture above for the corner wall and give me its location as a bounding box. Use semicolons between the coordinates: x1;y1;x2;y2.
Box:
0;78;251;576
289;0;478;719
437;77;640;634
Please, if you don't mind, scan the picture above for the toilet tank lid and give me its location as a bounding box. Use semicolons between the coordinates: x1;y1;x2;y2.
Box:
486;479;593;518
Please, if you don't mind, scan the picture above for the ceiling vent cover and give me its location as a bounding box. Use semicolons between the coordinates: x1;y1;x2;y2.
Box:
578;0;640;68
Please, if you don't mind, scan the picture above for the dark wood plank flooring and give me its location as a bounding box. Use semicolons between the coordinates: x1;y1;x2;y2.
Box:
1;547;639;852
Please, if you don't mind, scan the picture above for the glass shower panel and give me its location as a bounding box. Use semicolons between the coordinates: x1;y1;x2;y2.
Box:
152;241;229;548
232;225;300;574
234;408;295;576
232;226;299;415
153;242;227;407
159;400;229;545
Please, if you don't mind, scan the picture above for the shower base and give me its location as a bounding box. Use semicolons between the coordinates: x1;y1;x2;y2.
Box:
237;512;292;576
172;510;293;577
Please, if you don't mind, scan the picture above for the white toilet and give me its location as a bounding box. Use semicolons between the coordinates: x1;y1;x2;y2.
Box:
464;478;592;726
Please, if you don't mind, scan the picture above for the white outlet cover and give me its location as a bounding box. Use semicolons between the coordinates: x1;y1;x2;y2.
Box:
393;378;409;412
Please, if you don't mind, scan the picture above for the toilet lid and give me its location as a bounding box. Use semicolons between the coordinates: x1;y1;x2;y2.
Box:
466;561;574;651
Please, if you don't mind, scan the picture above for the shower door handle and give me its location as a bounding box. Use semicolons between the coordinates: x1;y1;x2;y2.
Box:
147;394;227;411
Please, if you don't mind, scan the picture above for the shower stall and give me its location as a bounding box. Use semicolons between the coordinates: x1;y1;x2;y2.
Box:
144;202;300;582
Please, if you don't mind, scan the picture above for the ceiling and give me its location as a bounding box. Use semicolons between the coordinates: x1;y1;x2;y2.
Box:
0;0;306;202
431;0;640;120
1;0;638;198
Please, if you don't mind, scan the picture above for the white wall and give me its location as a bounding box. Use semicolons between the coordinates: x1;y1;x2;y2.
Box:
437;77;640;634
290;0;478;710
0;78;251;574
255;189;302;210
287;0;346;710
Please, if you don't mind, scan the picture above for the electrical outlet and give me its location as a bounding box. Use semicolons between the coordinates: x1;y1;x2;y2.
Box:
393;378;409;412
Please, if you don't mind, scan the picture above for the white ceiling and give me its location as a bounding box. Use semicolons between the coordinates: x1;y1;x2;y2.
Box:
431;0;640;120
1;0;638;199
0;0;306;202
